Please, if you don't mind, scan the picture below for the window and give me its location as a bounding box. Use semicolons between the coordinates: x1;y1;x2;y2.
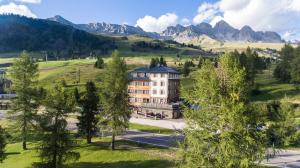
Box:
152;90;157;94
153;81;157;86
129;98;136;102
128;89;134;93
143;90;149;94
143;82;149;86
160;90;164;95
138;73;145;77
136;90;143;94
154;74;157;77
143;98;150;103
161;73;165;77
161;81;165;86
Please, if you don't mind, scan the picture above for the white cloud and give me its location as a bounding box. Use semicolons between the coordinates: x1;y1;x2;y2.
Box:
136;13;178;33
209;16;223;26
193;2;219;24
181;18;190;26
194;0;300;40
15;0;41;4
0;2;37;18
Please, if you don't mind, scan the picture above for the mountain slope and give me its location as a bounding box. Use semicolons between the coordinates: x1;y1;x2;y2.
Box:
0;15;115;55
165;20;282;43
49;15;283;43
48;15;160;38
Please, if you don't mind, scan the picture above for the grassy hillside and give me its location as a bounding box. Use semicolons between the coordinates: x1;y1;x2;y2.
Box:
251;66;300;102
115;35;211;57
200;41;285;52
181;64;300;102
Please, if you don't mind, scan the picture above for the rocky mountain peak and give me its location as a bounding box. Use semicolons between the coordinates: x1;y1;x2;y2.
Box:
48;15;74;26
48;15;282;43
240;25;254;32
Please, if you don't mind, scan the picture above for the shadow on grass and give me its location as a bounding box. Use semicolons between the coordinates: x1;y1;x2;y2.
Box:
80;140;172;151
251;87;300;102
68;160;174;168
5;152;21;156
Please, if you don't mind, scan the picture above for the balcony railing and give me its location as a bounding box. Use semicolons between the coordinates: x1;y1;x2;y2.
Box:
142;103;179;109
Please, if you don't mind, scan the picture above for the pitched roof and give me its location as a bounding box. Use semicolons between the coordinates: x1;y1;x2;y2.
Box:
132;66;179;74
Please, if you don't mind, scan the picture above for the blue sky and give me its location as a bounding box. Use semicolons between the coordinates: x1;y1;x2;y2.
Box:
0;0;300;40
29;0;212;25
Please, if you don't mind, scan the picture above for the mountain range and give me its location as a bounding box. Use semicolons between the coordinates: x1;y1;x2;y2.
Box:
48;15;283;43
0;15;115;54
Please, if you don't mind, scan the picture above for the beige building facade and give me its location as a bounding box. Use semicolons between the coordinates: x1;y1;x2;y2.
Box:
128;66;180;119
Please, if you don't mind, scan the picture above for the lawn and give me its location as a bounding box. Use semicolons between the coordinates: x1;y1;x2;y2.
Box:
129;123;175;135
251;66;300;102
181;64;300;102
1;138;175;168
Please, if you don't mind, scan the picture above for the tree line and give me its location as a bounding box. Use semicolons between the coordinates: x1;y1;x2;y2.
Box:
181;47;270;91
0;15;116;56
274;44;300;86
0;51;130;167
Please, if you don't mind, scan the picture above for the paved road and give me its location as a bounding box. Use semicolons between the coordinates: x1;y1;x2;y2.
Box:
121;130;300;168
262;150;300;168
121;130;184;148
130;117;186;130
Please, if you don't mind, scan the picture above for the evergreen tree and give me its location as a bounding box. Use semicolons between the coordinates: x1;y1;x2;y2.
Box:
274;44;294;82
99;51;130;150
159;56;167;66
9;51;39;150
77;81;99;144
263;101;297;148
180;54;265;167
182;61;191;77
73;87;80;103
35;84;79;168
0;126;6;163
290;56;300;87
149;58;157;68
197;57;204;69
94;56;105;69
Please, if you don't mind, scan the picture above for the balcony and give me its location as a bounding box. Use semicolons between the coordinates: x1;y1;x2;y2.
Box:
142;103;179;110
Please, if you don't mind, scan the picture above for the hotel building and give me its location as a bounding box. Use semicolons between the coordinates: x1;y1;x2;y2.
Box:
128;66;180;119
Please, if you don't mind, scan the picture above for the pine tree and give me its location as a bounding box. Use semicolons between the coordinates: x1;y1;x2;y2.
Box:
0;126;7;163
264;101;297;148
99;50;130;150
149;58;157;68
73;87;80;103
290;56;300;87
77;81;99;144
94;56;105;69
35;84;79;168
159;56;167;66
180;54;265;167
9;51;39;150
182;61;191;77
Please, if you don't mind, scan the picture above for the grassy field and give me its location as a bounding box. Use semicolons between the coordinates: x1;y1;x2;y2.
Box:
181;64;300;102
201;42;286;52
251;66;300;102
0;56;192;89
1;138;175;168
